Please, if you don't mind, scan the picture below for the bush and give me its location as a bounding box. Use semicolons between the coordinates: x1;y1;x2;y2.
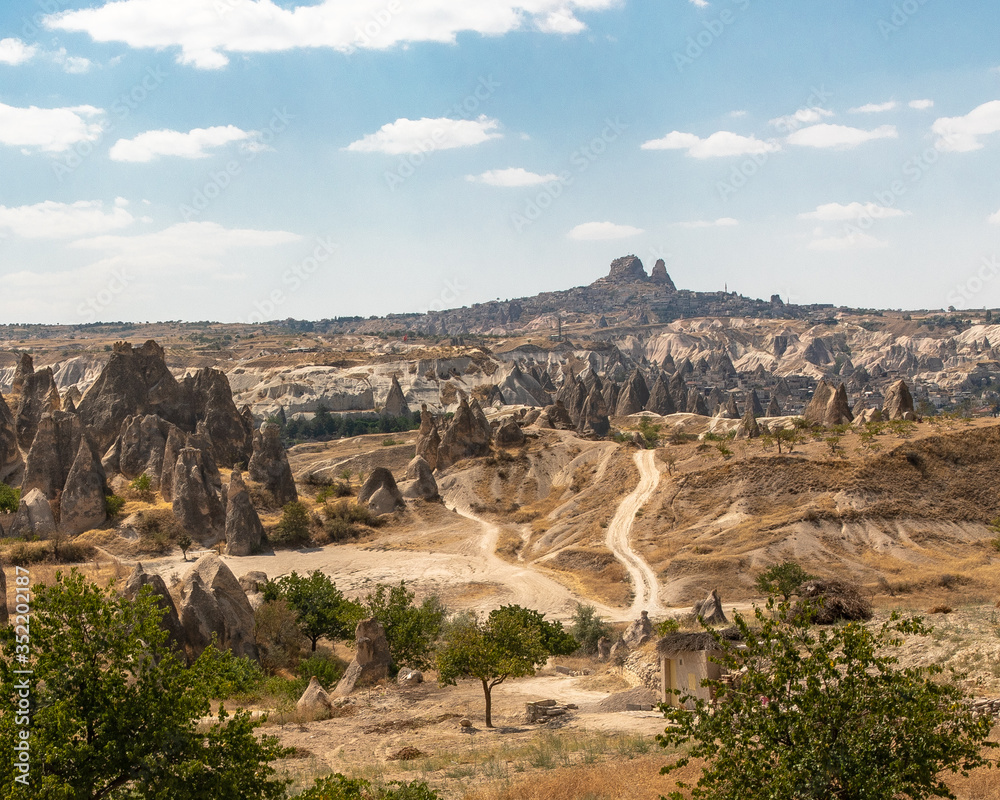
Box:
131;508;184;555
127;472;154;501
569;603;612;655
316;482;352;502
754;562;814;601
297;653;346;691
0;483;20;513
658;599;996;800
270;501;312;547
363;582;447;671
296;774;440;800
4;540;50;567
104;493;126;517
254;599;308;673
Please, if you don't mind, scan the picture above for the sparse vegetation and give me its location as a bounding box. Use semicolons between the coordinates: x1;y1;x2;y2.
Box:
754;561;815;601
569;603;612;655
264;571;363;652
270;501;313;547
0;483;20;513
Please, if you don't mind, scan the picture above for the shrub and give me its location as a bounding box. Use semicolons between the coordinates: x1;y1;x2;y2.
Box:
296;774;440;800
297;653;346;691
754;562;814;601
0;483;20;513
127;472;154;501
316;482;352;502
254;599;308;673
569;603;612;655
270;501;312;547
363;581;447;671
104;494;126;517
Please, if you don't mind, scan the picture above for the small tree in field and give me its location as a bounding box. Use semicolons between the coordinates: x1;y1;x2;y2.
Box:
657;599;995;800
363;581;447;671
754;561;814;601
264;571;362;652
570;603;612;655
437;605;577;728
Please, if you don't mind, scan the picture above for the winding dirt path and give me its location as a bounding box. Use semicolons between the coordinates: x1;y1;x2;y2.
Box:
605;449;664;617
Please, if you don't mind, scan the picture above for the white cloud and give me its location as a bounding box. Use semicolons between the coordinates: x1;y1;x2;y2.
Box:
109;126;253;162
0;38;39;66
798;202;908;221
989;209;1000;226
71;220;300;257
641;130;781;158
50;47;93;74
690;0;709;6
346;116;501;155
0;200;135;239
567;221;644;241
729;110;747;118
848;101;897;114
769;107;834;130
932;100;1000;152
45;0;619;69
808;232;888;251
0;102;104;153
466;168;561;187
909;99;934;110
674;218;739;229
787;123;898;149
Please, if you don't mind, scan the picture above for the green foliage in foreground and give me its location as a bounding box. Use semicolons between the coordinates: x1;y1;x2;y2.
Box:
295;774;440;799
0;570;289;800
658;599;996;800
265;570;363;651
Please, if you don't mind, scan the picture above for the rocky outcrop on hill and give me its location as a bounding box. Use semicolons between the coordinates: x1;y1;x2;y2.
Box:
686;388;710;416
382;375;411;417
334;617;392;695
437;397;492;470
122;563;185;652
14;367;60;450
172;447;226;544
882;379;916;421
650;259;676;291
766;396;782;417
60;439;108;535
297;677;334;718
803;381;853;427
615;369;650;416
605;255;647;283
747;388;765;417
10;353;32;397
177;554;258;662
76;341;187;453
248;422;297;506
0;394;23;486
414;405;441;470
645;373;676;416
184;368;253;466
499;364;549;406
735;408;761;440
694;589;728;625
358;467;405;515
538;401;576;430
225;469;265;556
495;417;526;447
579;384;611;436
159;425;186;502
102;414;173;489
8;488;57;538
401;456;439;500
623;610;654;647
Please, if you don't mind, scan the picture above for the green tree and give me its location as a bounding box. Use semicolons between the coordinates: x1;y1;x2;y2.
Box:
570;603;612;655
0;483;20;513
437;605;575;728
363;581;446;671
271;500;312;546
264;570;362;652
296;773;440;799
754;561;815;601
658;599;995;800
178;532;193;561
0;570;289;799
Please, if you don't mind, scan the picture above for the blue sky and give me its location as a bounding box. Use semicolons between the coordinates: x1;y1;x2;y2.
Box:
1;0;999;323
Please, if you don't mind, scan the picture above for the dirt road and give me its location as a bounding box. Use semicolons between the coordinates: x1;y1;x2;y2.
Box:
605;450;664;618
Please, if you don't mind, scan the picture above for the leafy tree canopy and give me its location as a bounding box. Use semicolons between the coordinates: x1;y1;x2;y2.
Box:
0;570;289;800
658;598;995;800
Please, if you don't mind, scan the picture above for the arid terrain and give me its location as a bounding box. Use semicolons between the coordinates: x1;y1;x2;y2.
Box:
3;257;1000;798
